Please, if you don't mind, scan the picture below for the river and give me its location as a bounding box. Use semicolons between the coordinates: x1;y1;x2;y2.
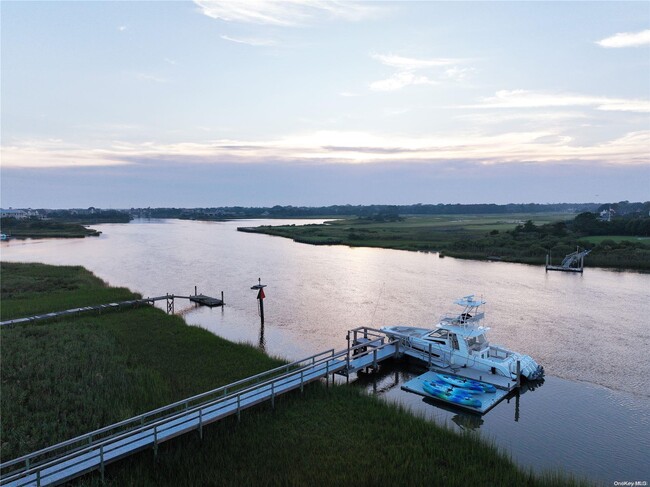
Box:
2;219;648;484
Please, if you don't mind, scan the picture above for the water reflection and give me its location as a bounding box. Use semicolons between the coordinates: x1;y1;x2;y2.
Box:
258;322;266;352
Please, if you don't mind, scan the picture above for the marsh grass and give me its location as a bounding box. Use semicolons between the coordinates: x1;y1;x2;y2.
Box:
1;263;588;485
0;262;136;320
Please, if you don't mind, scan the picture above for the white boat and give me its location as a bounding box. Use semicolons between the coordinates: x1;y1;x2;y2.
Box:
381;295;544;381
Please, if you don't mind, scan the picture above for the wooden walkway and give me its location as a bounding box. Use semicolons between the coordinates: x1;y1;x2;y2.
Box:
0;326;520;486
0;332;396;487
0;293;223;327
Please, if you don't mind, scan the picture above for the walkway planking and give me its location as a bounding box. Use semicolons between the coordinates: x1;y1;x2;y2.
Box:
0;339;395;487
0;326;521;486
0;293;222;327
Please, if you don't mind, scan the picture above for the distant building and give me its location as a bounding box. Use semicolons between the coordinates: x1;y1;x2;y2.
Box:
0;208;28;219
599;208;615;222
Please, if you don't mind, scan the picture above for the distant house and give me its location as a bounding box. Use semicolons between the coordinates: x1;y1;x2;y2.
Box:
0;208;28;219
599;208;615;222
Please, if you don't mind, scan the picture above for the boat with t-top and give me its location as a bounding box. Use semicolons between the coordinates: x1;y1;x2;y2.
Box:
381;295;544;381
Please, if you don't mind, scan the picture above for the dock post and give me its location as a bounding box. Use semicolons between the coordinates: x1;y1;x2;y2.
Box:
516;360;521;388
194;286;197;296
346;332;351;384
221;291;224;304
100;445;105;483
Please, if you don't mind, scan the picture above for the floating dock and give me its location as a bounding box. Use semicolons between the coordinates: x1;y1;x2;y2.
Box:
402;371;510;414
188;294;223;307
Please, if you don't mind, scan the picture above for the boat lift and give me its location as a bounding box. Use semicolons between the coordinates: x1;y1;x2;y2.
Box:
546;246;591;273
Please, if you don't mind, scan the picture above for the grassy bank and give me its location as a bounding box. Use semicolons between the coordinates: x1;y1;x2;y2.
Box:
239;214;650;271
0;218;101;238
1;263;586;485
0;262;136;320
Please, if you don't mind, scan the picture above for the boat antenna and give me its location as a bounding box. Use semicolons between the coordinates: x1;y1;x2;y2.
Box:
369;282;386;326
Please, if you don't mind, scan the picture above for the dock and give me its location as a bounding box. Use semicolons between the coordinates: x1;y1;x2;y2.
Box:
0;292;224;327
0;326;520;486
546;247;590;273
401;371;510;414
188;294;224;307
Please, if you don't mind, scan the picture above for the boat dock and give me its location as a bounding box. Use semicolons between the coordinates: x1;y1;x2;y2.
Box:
0;326;520;486
546;247;590;273
189;294;223;307
0;292;224;327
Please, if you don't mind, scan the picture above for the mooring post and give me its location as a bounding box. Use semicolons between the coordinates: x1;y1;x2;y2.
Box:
221;291;224;304
516;360;521;388
194;286;197;296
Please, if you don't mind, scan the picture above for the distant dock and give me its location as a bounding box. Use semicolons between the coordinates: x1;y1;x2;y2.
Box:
0;290;224;327
189;294;224;307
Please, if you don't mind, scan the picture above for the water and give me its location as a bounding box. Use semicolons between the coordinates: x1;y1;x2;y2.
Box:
2;219;649;484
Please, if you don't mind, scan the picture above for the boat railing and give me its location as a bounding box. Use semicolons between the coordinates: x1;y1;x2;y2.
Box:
440;311;485;326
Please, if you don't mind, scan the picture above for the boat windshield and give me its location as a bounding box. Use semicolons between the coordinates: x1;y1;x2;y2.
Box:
427;329;449;339
465;334;488;351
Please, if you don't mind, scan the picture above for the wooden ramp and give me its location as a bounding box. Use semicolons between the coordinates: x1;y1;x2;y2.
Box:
0;334;398;487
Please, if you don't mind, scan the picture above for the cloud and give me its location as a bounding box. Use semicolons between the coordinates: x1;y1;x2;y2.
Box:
371;54;461;70
220;34;276;46
456;111;587;125
370;71;437;92
117;25;127;32
370;53;468;91
596;29;650;48
4;129;648;169
470;90;650;113
1;141;132;169
194;0;381;26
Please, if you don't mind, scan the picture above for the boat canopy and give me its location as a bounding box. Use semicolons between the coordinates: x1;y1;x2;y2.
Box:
454;295;486;307
435;324;490;337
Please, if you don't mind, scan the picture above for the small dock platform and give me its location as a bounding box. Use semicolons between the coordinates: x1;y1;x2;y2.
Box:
402;371;510;414
188;294;223;307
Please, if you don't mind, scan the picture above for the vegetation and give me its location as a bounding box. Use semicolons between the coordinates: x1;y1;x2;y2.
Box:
133;202;598;220
0;218;101;239
239;211;650;271
0;263;587;485
39;208;132;224
0;262;135;320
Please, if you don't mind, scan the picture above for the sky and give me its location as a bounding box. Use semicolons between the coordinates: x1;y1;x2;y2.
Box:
1;1;649;208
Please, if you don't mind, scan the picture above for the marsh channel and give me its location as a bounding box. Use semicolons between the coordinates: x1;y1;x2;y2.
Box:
2;218;648;485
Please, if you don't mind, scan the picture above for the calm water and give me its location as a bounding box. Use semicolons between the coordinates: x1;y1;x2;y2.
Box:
2;219;649;484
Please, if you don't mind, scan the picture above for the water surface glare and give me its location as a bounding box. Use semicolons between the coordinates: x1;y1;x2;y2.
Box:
2;219;649;483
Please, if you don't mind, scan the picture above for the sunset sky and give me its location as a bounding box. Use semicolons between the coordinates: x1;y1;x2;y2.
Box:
1;1;649;208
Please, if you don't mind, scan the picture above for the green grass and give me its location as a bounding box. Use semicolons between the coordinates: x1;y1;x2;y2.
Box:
1;263;588;486
0;262;136;320
239;213;573;254
0;218;100;238
579;235;650;244
239;214;650;270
